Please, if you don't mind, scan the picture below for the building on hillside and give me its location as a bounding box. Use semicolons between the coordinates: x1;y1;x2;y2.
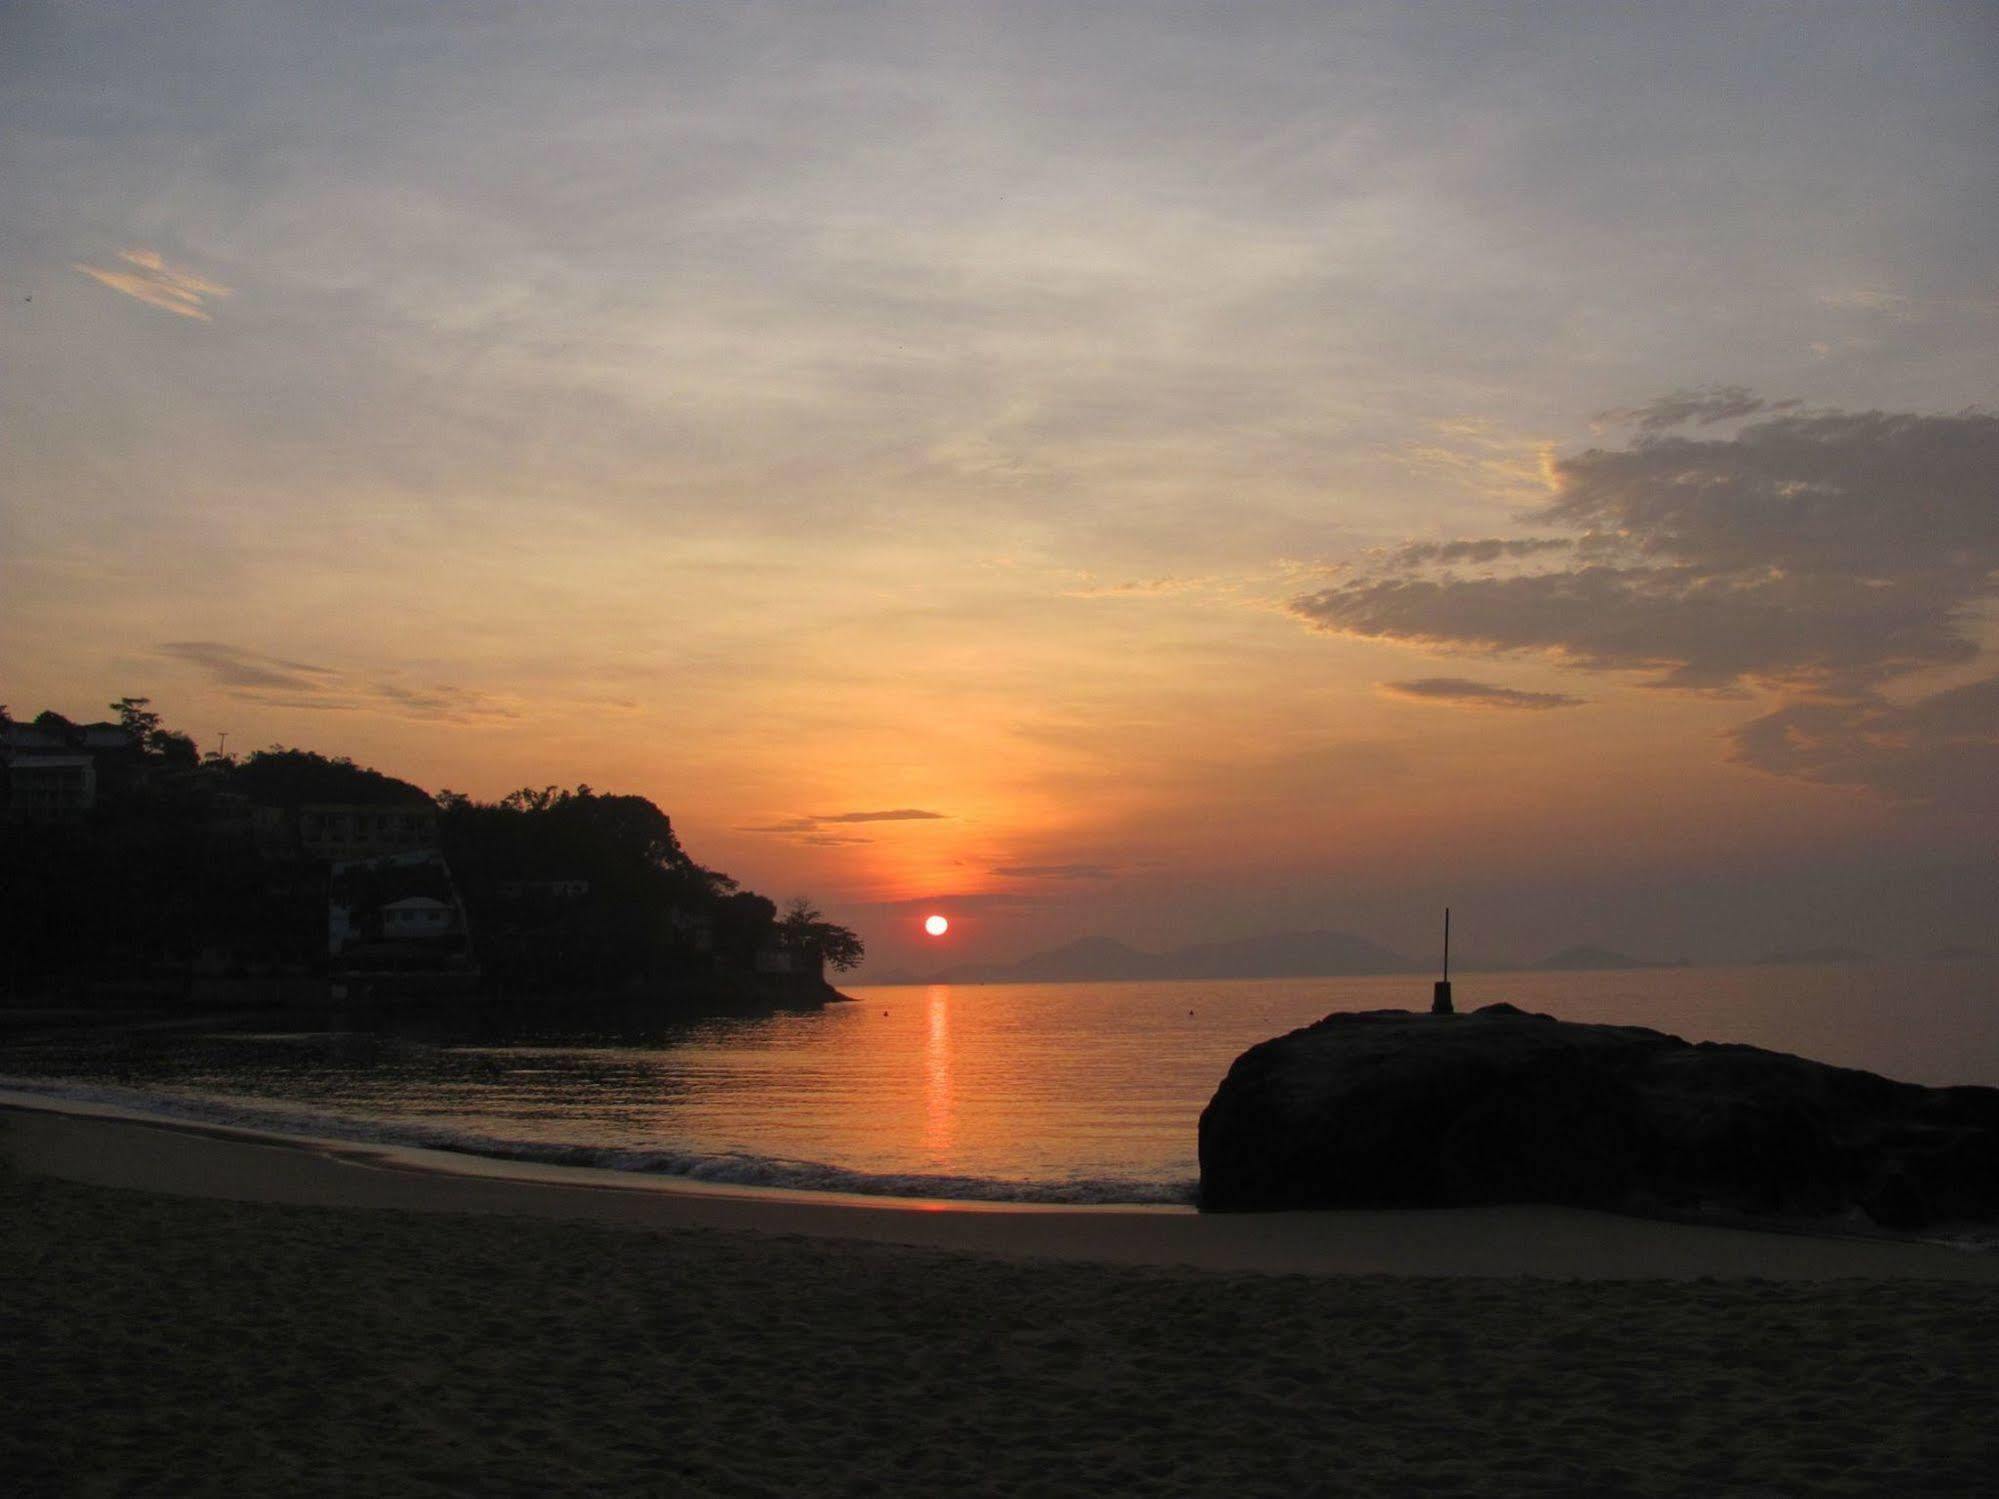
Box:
2;717;143;820
3;755;97;822
327;848;473;975
3;718;136;758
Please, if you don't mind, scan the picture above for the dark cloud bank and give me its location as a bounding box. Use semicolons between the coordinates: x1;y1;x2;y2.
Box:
1297;400;1999;809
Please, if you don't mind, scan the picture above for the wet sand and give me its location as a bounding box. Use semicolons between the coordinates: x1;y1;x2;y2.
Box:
5;1101;1997;1495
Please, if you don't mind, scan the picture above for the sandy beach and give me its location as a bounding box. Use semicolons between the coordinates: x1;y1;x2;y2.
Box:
5;1100;1997;1496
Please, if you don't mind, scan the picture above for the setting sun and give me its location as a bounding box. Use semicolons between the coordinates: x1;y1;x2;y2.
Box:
923;914;949;937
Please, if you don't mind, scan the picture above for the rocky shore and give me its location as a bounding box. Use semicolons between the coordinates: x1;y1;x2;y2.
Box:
1200;1003;1999;1229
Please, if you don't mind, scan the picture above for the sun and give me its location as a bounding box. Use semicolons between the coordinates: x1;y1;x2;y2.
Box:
923;914;950;937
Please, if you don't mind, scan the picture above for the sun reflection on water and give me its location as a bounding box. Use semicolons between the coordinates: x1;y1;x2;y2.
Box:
923;984;952;1158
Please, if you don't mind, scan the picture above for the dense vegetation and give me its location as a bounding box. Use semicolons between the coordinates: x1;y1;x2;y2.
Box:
437;786;863;994
1;699;861;1004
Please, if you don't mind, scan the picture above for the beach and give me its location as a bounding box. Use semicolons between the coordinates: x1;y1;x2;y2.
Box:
5;1102;1997;1496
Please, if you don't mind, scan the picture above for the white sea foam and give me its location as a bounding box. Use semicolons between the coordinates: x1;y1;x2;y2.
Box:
0;1075;1197;1206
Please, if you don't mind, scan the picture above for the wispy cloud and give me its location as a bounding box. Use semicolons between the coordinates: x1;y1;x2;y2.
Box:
1378;538;1572;571
1064;575;1212;600
994;863;1118;880
740;808;948;840
1393;419;1558;502
869;891;1045;914
158;641;515;721
75;249;231;320
1817;287;1999;317
159;641;339;692
817;809;949;824
1378;678;1586;711
1592;384;1799;433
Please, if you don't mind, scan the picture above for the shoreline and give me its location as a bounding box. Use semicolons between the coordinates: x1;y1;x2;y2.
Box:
10;1094;1999;1493
7;1091;1997;1280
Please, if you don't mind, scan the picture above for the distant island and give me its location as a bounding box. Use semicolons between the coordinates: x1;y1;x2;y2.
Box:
1;698;861;1013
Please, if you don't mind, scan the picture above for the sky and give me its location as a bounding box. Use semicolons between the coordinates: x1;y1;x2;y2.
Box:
4;2;1996;972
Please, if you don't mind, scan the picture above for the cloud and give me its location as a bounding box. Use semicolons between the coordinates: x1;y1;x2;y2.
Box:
1729;677;1999;813
1297;404;1999;693
1818;288;1910;314
158;641;515;721
1594;385;1799;432
816;809;948;824
740;808;948;839
367;682;517;720
159;641;340;692
1378;677;1586;711
1393;421;1558;502
75;249;231;320
1817;287;1999;318
993;863;1118;880
1065;575;1211;599
1294;400;1999;803
868;891;1046;914
1379;538;1572;570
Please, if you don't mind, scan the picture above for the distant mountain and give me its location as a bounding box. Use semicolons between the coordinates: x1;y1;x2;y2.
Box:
1534;944;1682;972
916;928;1417;985
1755;945;1876;966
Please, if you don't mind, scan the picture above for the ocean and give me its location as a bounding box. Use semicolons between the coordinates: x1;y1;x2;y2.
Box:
4;962;1994;1204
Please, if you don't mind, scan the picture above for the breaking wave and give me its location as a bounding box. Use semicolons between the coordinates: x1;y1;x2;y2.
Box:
0;1075;1196;1206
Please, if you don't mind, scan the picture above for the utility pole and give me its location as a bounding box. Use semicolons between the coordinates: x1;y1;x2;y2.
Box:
1432;906;1454;1014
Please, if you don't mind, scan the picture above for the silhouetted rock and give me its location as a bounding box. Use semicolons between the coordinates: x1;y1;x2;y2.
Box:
1197;1004;1999;1229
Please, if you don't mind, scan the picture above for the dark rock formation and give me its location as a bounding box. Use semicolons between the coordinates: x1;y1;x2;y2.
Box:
1197;1004;1999;1229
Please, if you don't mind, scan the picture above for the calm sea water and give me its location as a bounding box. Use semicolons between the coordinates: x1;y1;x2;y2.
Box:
4;963;1995;1203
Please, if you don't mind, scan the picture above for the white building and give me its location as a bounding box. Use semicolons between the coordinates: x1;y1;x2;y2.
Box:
381;896;460;936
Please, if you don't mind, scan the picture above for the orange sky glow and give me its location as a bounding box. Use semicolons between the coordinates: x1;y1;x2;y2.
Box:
4;5;1995;972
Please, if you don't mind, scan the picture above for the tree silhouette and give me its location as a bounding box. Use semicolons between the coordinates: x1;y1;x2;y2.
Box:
778;897;866;973
111;696;197;767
